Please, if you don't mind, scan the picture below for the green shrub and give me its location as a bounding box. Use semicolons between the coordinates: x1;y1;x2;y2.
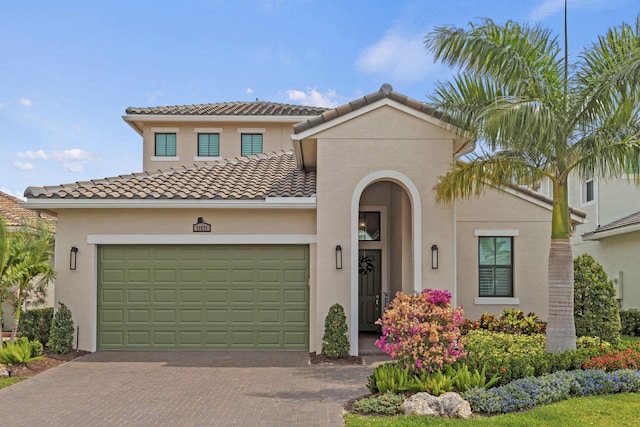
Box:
574;254;621;343
577;335;612;350
321;303;350;358
18;307;53;345
463;330;546;366
29;340;43;357
47;302;74;354
352;392;404;415
620;310;640;336
0;337;45;365
463;369;640;414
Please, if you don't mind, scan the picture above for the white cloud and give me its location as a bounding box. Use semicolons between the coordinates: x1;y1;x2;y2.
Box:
62;161;84;173
285;88;339;108
14;161;35;171
246;87;254;95
356;30;435;84
52;148;93;161
147;90;164;104
20;98;32;107
17;149;48;160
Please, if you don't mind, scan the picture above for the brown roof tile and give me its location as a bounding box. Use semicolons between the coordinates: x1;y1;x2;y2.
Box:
125;101;330;117
25;151;316;201
0;191;56;225
293;83;442;134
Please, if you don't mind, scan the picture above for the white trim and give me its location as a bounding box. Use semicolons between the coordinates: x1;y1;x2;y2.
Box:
23;198;317;210
237;128;266;133
150;156;180;162
194;128;223;133
474;229;520;236
91;245;98;352
87;234;317;245
350;170;423;356
151;127;180;133
474;297;520;305
193;156;222;162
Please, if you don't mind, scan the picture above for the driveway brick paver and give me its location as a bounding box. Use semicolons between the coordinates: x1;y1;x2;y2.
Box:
0;351;380;427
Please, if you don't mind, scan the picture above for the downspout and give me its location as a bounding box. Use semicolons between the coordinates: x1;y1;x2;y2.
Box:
452;197;458;307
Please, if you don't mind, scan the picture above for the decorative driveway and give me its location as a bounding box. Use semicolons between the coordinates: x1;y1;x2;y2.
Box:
0;351;379;426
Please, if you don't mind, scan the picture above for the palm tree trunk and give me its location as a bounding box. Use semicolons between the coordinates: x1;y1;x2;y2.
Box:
546;238;576;353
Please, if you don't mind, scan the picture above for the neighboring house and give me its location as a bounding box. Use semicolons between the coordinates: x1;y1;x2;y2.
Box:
0;191;56;331
569;171;640;310
23;84;585;355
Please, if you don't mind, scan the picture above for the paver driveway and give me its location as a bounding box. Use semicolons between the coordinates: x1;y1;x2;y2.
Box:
0;351;378;426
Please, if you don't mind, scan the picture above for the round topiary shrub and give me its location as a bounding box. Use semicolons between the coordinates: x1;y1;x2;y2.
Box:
321;303;350;358
574;253;621;344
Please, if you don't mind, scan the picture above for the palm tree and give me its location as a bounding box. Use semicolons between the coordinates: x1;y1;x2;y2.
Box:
0;218;10;332
425;15;640;352
4;219;55;342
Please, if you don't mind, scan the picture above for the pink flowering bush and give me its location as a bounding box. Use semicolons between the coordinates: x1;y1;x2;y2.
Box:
375;289;465;373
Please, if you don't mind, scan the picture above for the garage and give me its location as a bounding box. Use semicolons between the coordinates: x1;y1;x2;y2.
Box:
97;244;309;350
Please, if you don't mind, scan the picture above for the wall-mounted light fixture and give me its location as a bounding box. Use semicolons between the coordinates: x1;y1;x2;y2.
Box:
70;246;78;270
431;244;439;269
335;245;343;270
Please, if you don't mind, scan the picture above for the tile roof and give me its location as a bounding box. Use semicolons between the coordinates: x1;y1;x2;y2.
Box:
25;151;315;201
584;210;640;237
125;101;330;117
0;191;56;225
293;83;442;134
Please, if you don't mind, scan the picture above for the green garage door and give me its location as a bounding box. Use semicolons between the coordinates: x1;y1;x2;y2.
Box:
98;245;309;350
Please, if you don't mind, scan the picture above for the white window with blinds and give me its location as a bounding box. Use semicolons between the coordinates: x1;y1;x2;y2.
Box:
478;236;513;297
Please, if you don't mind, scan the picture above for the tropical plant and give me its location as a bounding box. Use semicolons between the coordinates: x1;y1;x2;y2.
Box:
321;303;350;358
3;219;55;342
0;337;45;366
574;253;621;343
47;302;74;354
0;217;10;331
424;12;640;353
18;307;54;345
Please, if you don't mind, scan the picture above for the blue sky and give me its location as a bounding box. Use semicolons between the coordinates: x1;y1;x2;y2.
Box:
1;0;637;198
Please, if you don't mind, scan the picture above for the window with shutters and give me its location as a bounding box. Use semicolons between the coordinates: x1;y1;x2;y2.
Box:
241;134;263;156
155;133;177;156
198;133;220;157
478;236;513;297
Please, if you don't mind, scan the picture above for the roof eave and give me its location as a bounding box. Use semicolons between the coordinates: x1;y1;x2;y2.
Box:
123;114;319;125
583;223;640;241
22;197;317;210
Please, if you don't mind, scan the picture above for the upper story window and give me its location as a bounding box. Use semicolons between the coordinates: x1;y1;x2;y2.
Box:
241;134;263;156
155;133;177;157
198;133;220;157
582;172;595;205
478;236;513;297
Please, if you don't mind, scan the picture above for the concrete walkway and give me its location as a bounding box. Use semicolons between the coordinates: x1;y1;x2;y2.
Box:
0;351;384;427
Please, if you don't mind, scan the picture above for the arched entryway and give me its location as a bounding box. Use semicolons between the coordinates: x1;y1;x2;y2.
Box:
349;171;422;355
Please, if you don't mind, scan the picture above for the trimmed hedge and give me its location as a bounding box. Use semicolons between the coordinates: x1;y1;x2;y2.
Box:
18;307;54;345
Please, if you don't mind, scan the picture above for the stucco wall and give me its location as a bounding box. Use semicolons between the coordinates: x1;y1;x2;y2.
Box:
140;121;298;171
312;105;457;353
456;189;553;320
52;208;316;351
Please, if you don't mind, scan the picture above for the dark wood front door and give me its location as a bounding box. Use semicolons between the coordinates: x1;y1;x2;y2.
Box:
358;249;382;332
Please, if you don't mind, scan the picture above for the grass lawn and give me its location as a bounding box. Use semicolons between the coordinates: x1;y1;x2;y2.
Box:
345;393;640;427
0;377;24;389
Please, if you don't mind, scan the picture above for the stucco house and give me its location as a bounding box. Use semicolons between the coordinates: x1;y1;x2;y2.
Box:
569;171;640;310
23;84;586;354
0;191;56;331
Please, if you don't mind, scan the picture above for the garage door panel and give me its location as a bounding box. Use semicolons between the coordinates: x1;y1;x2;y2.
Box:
98;245;308;350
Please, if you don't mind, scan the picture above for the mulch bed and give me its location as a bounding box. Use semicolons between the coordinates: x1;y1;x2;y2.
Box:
309;352;364;365
5;349;90;378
